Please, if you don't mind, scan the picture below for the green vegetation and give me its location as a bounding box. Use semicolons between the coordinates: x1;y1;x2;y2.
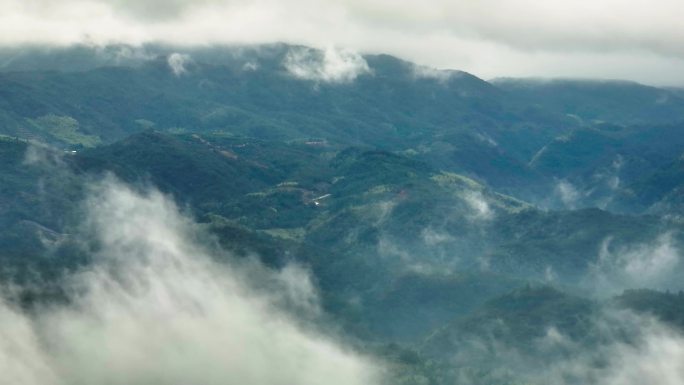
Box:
0;45;683;385
27;114;101;147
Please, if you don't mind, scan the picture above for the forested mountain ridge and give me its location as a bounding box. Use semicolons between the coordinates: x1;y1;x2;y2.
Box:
1;44;684;385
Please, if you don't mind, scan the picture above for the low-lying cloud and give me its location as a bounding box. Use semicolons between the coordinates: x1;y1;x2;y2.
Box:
442;308;684;385
554;179;582;209
463;191;493;221
0;178;380;385
167;52;191;75
410;64;457;83
541;311;684;385
588;233;683;294
284;46;371;83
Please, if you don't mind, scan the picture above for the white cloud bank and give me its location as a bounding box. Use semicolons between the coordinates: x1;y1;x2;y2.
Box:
601;324;684;385
0;178;380;385
2;0;684;84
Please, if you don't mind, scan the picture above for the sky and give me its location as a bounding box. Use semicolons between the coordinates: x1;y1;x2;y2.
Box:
1;0;683;85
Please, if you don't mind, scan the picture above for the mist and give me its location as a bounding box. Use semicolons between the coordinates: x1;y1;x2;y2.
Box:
167;52;190;76
0;177;380;385
284;46;371;83
432;303;684;385
587;233;684;294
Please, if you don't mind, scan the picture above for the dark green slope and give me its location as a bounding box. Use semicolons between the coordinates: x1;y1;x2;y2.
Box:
525;122;684;211
1;46;684;385
1;128;683;385
416;285;684;382
69;131;682;294
423;286;597;356
6;44;684;212
617;154;684;213
613;289;684;329
3;132;681;321
364;271;523;342
0;44;577;201
73;131;283;208
0;48;505;147
494;78;684;125
0;138;84;276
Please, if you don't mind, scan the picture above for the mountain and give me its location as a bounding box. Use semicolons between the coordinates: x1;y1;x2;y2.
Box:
422;286;598;358
493;78;684;126
416;285;684;385
1;44;684;385
3;44;684;212
4;130;682;345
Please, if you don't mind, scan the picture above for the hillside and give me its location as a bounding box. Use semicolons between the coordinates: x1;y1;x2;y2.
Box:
0;44;683;385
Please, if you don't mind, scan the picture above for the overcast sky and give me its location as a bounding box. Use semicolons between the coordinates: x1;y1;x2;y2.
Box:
2;0;684;85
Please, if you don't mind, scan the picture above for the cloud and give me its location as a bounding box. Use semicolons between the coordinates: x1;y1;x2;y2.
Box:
587;233;683;294
538;311;684;385
600;322;684;385
167;52;190;75
2;0;684;84
464;191;493;220
441;307;684;385
0;177;380;385
0;300;60;385
242;61;258;71
23;142;65;167
555;179;581;209
284;46;371;83
420;227;453;247
410;64;456;83
559;312;684;385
